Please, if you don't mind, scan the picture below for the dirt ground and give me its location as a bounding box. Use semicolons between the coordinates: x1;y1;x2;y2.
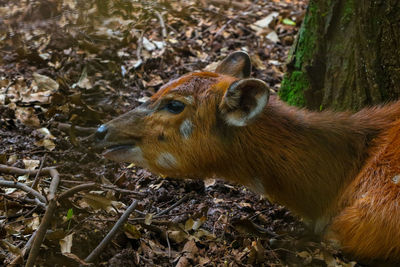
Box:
0;0;361;266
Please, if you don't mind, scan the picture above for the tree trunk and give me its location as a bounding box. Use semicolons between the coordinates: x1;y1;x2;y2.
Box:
279;0;400;111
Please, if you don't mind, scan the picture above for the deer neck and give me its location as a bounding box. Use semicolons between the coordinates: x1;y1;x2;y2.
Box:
216;99;382;222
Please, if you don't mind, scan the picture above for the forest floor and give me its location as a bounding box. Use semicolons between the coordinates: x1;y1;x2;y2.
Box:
1;0;360;266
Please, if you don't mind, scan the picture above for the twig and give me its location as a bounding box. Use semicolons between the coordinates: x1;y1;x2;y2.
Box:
3;192;7;216
85;199;138;263
58;183;99;201
136;31;144;62
155;194;190;217
101;184;146;198
25;200;57;267
126;195;191;223
165;231;171;258
48;168;60;200
25;168;60;267
4;215;41;225
46;179;146;198
155;11;167;39
208;0;248;9
31;154;47;190
0;205;39;220
9;231;37;265
0;180;47;204
56;122;97;136
0;164;55;176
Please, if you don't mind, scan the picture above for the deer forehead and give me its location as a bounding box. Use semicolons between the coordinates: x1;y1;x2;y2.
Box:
151;72;237;102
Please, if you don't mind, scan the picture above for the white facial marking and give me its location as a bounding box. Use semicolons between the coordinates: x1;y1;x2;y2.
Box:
180;119;193;139
184;96;194;104
157;152;178;169
225;93;268;127
392;175;400;184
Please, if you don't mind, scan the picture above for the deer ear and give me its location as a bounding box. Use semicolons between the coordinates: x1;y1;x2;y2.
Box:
215;51;251;78
219;78;270;127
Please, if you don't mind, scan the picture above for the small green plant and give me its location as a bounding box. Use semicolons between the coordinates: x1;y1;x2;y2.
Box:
66;208;74;231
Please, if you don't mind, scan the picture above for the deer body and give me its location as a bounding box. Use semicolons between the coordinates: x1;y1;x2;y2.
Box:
95;52;400;263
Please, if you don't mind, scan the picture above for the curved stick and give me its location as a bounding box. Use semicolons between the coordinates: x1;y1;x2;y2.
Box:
0;180;47;204
85;199;138;263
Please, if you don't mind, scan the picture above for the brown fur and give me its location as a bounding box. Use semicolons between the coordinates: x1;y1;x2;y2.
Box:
97;70;400;263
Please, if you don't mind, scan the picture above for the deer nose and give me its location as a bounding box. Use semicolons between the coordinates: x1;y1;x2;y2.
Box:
95;124;108;142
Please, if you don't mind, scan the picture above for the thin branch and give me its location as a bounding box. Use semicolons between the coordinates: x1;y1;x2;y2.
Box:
48;168;60;200
101;184;146;198
56;122;96;136
85;199;138;263
52;179;146;198
25;200;57;267
208;0;248;9
0;180;47;204
155;194;190;217
58;183;98;201
0;205;39;220
25;168;60;267
31;154;47;190
0;164;55;176
166;231;171;258
136;30;144;62
9;231;37;265
155;11;167;39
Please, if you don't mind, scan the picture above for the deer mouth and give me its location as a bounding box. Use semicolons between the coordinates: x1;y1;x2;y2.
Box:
103;144;135;153
102;144;138;162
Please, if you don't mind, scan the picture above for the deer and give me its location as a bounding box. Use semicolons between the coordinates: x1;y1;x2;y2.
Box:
94;51;400;263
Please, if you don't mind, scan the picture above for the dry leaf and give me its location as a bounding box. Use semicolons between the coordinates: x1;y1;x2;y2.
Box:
81;193;125;213
192;216;206;231
251;12;279;31
32;73;59;92
142;37;156;51
184;218;194;231
23;159;40;170
35;139;56;151
60;233;74;254
266;31;280;43
7;154;18;164
62;253;90;265
204;179;216;188
168;230;188;243
182;239;198;259
15;107;40;127
176;256;190;267
124;224;141;239
145;75;163;87
144;213;154;225
250;54;266;70
1;240;22;256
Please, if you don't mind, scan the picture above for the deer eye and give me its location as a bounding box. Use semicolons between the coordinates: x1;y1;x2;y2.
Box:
165;100;185;114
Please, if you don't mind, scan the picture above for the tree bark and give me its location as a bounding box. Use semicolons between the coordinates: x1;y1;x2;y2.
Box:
280;0;400;111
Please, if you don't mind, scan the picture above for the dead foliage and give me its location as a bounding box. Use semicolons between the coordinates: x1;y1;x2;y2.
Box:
0;0;359;266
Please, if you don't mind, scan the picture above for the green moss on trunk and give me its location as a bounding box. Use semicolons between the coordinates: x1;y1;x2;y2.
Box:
280;1;319;107
279;71;308;107
340;0;354;27
280;0;400;110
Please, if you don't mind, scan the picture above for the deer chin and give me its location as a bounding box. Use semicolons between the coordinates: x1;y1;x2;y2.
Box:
103;145;145;164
